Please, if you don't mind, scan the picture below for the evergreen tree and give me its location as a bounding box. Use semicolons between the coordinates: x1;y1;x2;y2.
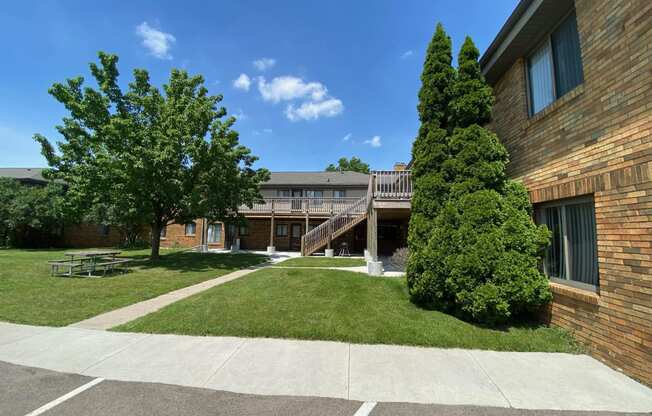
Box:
406;24;456;295
411;37;552;324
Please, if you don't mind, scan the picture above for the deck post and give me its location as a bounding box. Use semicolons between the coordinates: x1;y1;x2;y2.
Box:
367;206;378;262
268;200;276;253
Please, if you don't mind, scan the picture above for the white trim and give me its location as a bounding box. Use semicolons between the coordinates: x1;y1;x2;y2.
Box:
25;378;104;416
353;402;377;416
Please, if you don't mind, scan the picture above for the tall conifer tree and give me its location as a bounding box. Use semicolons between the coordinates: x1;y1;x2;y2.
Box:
408;34;552;324
406;23;455;295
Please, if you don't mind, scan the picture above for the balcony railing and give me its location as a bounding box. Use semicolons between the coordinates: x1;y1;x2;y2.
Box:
372;170;412;199
239;197;361;216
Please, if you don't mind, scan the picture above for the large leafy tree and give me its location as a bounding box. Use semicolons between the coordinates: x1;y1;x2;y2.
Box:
325;157;370;174
408;35;552;324
36;52;269;259
406;23;455;293
0;178;66;247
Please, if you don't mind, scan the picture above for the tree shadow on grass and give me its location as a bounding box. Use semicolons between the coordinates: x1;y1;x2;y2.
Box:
125;251;268;274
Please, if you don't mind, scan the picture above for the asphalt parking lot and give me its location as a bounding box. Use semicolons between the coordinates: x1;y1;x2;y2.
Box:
1;361;648;416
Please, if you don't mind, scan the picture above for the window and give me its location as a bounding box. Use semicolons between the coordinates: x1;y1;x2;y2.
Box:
207;223;221;243
527;11;583;115
238;224;249;236
334;190;346;198
184;222;196;236
99;225;110;237
306;190;324;198
534;196;599;290
160;226;167;238
276;224;288;237
277;189;290;197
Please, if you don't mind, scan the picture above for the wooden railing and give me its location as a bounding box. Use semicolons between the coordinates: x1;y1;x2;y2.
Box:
239;197;359;216
372;170;412;199
302;195;368;255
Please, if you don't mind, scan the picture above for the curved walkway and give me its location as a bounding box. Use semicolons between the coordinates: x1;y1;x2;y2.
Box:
1;322;651;413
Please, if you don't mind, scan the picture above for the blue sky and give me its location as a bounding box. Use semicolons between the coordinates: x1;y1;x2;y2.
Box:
0;0;517;171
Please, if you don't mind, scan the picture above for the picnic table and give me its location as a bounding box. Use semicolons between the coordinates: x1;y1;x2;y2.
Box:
48;250;131;277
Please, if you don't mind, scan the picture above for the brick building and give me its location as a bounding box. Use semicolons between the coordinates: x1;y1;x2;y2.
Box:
481;0;651;384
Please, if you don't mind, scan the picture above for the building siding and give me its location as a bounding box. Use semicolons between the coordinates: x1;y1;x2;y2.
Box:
488;0;651;385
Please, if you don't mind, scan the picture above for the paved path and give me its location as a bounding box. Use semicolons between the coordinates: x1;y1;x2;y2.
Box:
270;265;405;277
70;266;266;330
1;322;650;413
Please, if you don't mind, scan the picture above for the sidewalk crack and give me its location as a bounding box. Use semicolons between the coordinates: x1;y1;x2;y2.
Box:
467;350;513;408
202;338;248;387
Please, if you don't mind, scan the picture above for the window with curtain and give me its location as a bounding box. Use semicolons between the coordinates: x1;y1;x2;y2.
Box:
184;222;196;236
534;196;599;290
528;11;583;115
207;223;221;243
276;224;288;237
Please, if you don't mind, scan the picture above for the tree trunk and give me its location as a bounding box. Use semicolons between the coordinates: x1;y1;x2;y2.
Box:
150;222;161;260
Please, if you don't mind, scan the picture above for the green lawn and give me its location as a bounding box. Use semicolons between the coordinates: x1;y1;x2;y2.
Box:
276;257;366;267
0;248;266;326
116;268;580;353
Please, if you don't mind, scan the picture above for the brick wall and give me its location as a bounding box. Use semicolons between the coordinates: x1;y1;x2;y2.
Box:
488;0;651;384
61;223;124;248
160;220;225;249
239;217;359;253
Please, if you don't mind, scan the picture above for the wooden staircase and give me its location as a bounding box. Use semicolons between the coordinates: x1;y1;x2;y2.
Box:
301;195;369;256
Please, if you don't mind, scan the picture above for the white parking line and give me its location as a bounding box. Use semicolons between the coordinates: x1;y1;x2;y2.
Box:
353;401;377;416
24;378;104;416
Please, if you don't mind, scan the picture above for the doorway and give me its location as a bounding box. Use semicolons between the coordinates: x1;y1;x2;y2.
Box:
290;223;302;251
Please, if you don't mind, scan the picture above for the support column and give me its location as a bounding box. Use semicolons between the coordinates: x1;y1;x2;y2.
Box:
367;206;382;275
268;200;276;254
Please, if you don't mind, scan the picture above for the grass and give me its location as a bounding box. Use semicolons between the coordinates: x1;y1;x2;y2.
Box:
116;268;580;353
276;257;367;268
0;248;266;326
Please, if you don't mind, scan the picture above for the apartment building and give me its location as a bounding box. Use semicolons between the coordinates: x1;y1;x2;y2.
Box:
481;0;651;384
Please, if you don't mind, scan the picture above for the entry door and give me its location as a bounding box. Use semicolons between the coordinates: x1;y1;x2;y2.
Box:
291;189;303;211
290;223;302;251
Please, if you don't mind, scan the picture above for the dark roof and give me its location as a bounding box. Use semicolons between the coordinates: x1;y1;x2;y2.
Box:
479;0;574;85
263;171;369;187
0;168;48;184
0;168;371;187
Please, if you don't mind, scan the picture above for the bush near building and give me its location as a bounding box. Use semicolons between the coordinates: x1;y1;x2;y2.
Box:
407;27;552;325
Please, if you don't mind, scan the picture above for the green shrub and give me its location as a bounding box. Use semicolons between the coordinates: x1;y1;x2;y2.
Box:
407;28;552;325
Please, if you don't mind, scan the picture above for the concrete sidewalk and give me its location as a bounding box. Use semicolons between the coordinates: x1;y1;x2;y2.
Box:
0;322;650;412
70;264;269;330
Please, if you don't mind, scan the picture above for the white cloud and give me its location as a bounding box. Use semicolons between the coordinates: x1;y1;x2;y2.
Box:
257;76;327;103
233;109;247;120
252;128;273;136
253;58;276;71
136;22;176;59
342;133;352;142
285;98;344;122
400;50;414;59
233;73;251;91
257;75;344;121
364;135;382;148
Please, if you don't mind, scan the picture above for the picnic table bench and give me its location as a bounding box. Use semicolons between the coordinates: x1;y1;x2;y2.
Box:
49;250;132;277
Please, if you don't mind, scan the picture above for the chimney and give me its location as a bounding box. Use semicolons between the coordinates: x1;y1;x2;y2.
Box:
393;162;407;171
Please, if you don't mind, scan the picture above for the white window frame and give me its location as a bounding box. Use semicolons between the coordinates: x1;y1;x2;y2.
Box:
535;195;599;292
184;222;196;236
525;9;582;116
